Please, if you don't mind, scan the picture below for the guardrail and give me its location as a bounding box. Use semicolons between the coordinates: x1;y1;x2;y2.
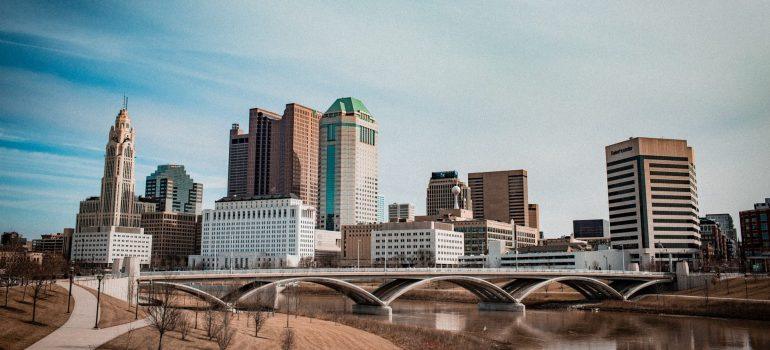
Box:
140;267;673;277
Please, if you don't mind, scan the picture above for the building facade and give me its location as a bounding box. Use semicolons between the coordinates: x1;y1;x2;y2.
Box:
377;196;386;223
31;228;73;258
388;203;415;222
227;123;249;197
426;171;472;216
71;226;152;265
699;217;727;264
141;212;201;269
468;169;529;227
318;97;379;230
145;164;203;214
270;103;321;207
705;213;738;241
372;221;464;267
528;204;540;232
341;223;382;267
605;137;700;270
740;198;770;272
190;195;315;269
573;219;610;241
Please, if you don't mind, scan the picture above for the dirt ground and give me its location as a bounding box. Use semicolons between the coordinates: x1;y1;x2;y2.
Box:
0;284;72;350
100;310;399;350
674;276;770;299
80;284;146;328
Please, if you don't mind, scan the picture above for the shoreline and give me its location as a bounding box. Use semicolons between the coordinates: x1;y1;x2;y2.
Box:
293;284;770;321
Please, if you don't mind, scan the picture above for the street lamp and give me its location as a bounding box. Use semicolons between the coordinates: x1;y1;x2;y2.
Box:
94;272;104;329
67;266;74;313
357;238;361;269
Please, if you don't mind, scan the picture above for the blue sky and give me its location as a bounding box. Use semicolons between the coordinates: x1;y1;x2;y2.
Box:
1;1;769;239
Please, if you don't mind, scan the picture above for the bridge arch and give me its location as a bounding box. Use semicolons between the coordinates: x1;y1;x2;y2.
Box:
140;281;230;309
622;279;669;300
504;276;624;301
232;277;386;308
373;276;518;305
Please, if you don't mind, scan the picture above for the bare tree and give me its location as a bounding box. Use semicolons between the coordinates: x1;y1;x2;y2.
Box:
30;269;47;324
215;312;236;350
177;315;191;341
204;308;219;341
146;283;182;350
252;310;266;337
281;328;296;350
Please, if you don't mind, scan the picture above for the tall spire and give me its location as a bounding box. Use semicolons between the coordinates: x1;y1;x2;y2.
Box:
122;95;128;110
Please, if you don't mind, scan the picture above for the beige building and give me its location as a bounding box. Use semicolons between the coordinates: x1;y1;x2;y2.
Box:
372;221;464;267
605;137;700;270
426;171;472;216
341;223;382;267
140;212;201;269
468;170;531;227
388;202;415;222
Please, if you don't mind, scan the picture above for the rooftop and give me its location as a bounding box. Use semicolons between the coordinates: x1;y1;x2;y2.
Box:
325;97;371;116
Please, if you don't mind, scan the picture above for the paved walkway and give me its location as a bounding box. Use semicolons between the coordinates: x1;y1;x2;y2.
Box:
28;281;149;350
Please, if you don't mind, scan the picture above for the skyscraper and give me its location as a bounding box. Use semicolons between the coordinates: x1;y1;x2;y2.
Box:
73;105;152;266
227;123;249;197
377;196;386;223
247;108;281;196
426;171;472;216
270;103;321;207
145;164;203;214
388;203;415;222
468;170;529;226
605;137;700;270
318;97;379;230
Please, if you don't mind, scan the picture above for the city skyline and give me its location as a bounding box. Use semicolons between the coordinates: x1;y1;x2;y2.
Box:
1;2;769;238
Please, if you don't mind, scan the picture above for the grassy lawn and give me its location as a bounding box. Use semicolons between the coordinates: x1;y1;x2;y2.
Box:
0;283;72;350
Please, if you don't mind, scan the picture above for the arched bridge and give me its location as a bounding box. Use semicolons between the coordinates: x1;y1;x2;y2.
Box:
136;268;673;315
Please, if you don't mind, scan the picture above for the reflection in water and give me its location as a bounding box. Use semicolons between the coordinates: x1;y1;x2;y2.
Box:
285;295;770;349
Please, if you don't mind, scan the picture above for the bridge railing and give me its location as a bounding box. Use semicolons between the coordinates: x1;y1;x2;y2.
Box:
140;267;672;278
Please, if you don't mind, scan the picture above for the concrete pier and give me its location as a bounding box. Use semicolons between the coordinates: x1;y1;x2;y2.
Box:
352;304;393;317
478;301;526;312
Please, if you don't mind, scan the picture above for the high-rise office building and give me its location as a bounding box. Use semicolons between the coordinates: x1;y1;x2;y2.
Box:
528;203;540;232
141;212;201;269
227;123;249;197
145;164;203;215
573;219;610;240
72;106;152;266
705;213;738;241
318;97;379;230
740;198;770;272
468;170;529;227
605;137;700;270
426;171;472;216
270;103;321;207
388;203;415;222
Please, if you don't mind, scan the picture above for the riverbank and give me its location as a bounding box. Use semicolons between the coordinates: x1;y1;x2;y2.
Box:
581;294;770;320
0;284;72;350
100;310;400;350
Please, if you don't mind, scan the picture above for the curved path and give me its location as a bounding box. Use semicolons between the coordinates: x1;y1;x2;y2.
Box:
28;281;149;350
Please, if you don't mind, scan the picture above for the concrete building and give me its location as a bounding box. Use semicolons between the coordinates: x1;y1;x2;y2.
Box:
189;195;315;269
468;170;532;227
460;240;628;270
740;198;770;272
372;221;464;267
605;137;700;271
270;103;321;208
145;164;203;215
388;203;415;222
141;212;201;269
1;231;24;247
72;106;152;267
699;217;727;264
426;171;472;216
318;97;379;230
314;229;341;267
705;213;738;242
341;223;382;267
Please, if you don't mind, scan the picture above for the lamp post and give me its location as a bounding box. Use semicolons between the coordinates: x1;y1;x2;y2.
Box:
94;272;104;329
357;238;360;269
66;266;74;313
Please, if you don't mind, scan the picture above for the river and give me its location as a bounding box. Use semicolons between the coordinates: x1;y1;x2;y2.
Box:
278;295;770;349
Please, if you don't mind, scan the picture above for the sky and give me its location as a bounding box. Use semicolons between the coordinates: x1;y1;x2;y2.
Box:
1;1;769;240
